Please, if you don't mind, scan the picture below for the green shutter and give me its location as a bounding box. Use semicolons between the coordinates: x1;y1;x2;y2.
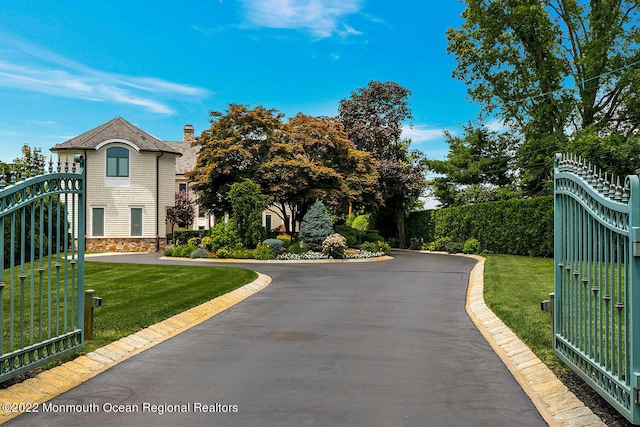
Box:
131;207;143;236
92;207;104;236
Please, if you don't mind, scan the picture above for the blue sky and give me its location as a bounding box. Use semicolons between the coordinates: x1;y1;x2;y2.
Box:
0;0;482;164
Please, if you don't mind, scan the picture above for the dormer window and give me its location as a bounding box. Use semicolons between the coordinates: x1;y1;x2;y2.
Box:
106;147;129;177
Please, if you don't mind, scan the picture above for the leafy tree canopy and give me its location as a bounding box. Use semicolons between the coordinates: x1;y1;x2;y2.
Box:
166;191;195;235
425;124;519;207
447;0;640;194
188;104;285;217
339;81;426;247
188;105;380;233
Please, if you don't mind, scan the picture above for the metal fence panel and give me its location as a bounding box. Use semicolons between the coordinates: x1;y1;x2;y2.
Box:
0;156;85;382
554;153;640;424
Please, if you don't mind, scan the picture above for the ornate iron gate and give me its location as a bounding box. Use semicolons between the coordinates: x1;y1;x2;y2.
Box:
554;153;640;424
0;155;85;383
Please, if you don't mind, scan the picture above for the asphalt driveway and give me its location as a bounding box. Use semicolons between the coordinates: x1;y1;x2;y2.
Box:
7;251;545;426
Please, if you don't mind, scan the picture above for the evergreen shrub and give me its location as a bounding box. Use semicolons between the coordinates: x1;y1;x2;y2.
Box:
298;200;334;251
263;238;284;251
334;224;361;246
189;248;210;258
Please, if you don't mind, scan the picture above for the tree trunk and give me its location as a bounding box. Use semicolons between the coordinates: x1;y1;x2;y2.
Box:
396;208;406;248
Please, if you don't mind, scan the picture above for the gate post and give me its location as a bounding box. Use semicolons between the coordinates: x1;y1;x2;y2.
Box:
553;154;563;352
627;173;640;422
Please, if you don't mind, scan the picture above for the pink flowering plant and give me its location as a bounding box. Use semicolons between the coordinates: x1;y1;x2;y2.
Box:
322;233;347;259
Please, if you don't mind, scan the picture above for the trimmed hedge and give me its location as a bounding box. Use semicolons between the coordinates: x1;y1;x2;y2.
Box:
434;196;553;257
172;229;207;245
405;210;436;243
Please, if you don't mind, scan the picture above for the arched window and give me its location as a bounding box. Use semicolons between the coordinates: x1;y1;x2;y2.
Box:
106;147;129;177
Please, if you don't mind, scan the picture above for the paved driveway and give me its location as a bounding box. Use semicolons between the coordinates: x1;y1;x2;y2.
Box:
7;251;545;426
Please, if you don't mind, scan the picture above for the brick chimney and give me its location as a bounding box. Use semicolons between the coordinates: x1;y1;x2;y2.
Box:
183;124;195;143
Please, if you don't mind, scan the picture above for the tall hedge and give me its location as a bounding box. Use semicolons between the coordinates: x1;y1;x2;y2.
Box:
434;196;553;257
405;210;436;243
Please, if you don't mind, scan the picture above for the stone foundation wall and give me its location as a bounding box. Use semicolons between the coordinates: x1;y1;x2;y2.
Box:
86;238;166;253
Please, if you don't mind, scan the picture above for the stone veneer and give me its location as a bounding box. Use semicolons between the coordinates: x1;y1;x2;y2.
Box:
86;238;166;253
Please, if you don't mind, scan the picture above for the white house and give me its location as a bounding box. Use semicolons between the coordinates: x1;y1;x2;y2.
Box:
50;118;296;253
51;117;180;252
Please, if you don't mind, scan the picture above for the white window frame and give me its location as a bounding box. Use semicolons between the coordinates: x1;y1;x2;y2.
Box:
104;145;131;188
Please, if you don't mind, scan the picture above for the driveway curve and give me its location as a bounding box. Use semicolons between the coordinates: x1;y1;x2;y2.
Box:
6;251;545;426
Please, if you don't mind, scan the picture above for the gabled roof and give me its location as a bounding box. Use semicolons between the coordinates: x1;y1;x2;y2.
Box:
51;117;181;155
165;141;199;175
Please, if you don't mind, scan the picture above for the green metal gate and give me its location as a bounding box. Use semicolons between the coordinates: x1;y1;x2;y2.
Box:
554;153;640;424
0;155;85;383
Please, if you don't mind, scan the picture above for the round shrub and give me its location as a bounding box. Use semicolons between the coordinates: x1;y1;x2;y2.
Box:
263;238;284;251
173;245;197;258
276;235;291;246
335;224;361;246
322;233;347;259
208;220;241;251
428;237;453;252
254;243;275;260
462;238;482;254
351;214;370;232
364;232;384;243
189;248;210;259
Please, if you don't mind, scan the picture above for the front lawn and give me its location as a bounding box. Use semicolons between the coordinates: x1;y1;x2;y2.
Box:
0;261;257;355
483;254;566;375
84;262;257;352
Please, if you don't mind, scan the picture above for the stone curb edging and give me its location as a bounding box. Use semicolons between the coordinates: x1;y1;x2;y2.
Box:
159;255;393;263
463;255;606;427
0;273;272;425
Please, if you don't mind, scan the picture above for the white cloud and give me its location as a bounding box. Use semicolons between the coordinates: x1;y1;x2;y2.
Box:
485;119;506;132
401;125;445;144
241;0;362;37
0;36;210;114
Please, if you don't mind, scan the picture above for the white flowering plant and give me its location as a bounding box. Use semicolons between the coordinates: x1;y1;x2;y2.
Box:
322;233;347;259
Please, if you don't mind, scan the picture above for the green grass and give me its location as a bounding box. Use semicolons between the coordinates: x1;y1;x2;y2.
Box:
0;261;258;355
483;254;569;375
84;262;257;352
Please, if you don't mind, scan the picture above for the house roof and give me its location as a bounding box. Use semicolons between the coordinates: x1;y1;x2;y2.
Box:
51;117;181;155
165;142;200;175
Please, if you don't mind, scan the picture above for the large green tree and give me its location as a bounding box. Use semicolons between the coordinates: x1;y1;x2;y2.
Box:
261;114;380;231
447;0;640;195
425;125;518;207
338;81;426;247
188;104;285;217
189;106;380;233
